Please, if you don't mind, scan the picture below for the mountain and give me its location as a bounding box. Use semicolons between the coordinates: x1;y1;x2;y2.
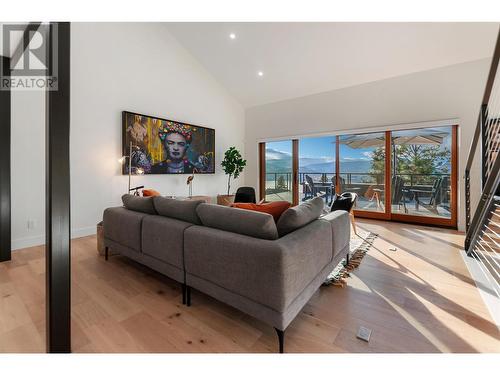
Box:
265;159;372;174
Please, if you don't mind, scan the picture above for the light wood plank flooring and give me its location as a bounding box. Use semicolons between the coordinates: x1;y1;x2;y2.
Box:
1;219;499;353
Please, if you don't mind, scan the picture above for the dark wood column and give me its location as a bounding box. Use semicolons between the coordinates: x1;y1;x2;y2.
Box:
292;139;299;206
0;56;11;262
45;22;71;353
259;142;266;201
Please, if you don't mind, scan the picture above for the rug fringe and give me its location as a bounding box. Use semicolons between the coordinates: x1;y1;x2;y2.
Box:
323;232;377;287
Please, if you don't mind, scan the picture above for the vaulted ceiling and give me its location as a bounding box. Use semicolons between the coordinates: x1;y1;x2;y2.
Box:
166;22;499;108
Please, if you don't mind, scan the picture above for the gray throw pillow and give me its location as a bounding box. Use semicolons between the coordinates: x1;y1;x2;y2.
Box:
153;196;202;225
276;196;324;237
122;194;157;215
196;203;279;240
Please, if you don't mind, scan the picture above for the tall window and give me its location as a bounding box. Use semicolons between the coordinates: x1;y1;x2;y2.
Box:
265;141;293;203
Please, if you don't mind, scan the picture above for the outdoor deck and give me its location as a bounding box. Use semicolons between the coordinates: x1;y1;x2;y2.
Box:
265;172;451;219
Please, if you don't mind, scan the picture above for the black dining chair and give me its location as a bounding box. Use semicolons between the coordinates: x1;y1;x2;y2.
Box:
330;192;358;235
234;187;257;204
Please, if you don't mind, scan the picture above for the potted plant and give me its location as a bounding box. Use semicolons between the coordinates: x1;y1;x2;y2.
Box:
218;146;247;206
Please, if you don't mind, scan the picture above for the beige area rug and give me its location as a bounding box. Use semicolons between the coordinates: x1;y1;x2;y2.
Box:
323;228;377;287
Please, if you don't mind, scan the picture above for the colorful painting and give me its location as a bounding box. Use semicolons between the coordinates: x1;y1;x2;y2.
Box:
122;111;215;175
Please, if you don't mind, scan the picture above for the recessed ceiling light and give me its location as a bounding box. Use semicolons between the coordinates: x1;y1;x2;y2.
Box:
257;71;264;77
229;33;236;39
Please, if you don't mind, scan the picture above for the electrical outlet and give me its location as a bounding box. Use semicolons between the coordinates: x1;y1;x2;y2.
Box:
356;326;372;342
27;219;36;231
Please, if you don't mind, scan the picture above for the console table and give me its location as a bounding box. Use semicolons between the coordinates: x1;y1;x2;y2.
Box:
166;195;212;204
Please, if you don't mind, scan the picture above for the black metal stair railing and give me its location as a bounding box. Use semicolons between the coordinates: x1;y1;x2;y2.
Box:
464;29;500;294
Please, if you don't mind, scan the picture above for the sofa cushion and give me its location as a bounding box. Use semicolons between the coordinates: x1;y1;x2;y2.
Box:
231;201;291;222
142;215;192;269
103;207;147;251
153;196;202;225
196;203;279;240
122;194;156;214
276;196;324;237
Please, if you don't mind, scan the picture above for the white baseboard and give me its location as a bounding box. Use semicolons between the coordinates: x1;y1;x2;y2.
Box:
71;226;97;239
11;226;97;251
12;235;45;251
461;250;500;330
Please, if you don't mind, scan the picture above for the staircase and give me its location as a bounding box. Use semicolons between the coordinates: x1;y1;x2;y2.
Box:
465;28;500;297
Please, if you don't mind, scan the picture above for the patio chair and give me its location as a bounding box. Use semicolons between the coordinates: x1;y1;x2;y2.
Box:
411;177;445;214
332;176;362;194
391;175;409;213
304;175;334;204
302;175;313;201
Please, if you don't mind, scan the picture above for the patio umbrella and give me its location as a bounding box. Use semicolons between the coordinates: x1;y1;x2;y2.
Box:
392;132;448;146
339;130;448;175
338;134;385;149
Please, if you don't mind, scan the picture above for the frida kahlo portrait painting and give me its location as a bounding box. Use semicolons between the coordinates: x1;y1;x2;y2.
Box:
122;111;215;175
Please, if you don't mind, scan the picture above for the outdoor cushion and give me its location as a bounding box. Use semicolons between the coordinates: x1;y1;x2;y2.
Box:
277;196;324;237
153;196;202;225
231;201;291;221
196;203;279;240
122;194;156;215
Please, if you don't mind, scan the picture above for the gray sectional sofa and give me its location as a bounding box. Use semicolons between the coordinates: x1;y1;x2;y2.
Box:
103;195;350;353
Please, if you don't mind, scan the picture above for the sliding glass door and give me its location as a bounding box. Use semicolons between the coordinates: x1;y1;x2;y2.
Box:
391;125;456;225
259;125;457;228
339;132;387;215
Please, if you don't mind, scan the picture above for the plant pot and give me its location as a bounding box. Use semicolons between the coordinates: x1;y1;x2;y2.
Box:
217;194;235;206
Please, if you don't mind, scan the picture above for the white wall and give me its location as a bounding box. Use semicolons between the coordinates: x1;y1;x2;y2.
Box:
11;23;245;249
11;89;45;250
245;59;492;231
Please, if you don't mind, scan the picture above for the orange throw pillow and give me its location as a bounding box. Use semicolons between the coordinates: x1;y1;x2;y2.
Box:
231;201;291;222
142;189;161;197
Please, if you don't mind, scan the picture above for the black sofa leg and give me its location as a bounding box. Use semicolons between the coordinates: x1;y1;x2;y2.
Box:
105;247;109;261
275;328;285;353
182;284;186;305
186;286;191;307
345;252;350;266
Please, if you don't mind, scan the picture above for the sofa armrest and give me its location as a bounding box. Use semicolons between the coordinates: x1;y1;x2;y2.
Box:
320;210;350;258
184;219;333;313
103;206;148;251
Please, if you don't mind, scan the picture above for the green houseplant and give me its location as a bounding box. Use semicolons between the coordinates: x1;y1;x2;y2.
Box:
218;147;247;205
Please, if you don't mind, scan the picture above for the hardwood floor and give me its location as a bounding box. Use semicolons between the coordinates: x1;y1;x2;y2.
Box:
1;219;499;353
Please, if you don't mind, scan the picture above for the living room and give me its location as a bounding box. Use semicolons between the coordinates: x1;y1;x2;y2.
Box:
1;1;499;373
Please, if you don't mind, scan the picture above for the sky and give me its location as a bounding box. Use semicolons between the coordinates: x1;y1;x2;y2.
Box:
265;127;452;166
266;136;376;166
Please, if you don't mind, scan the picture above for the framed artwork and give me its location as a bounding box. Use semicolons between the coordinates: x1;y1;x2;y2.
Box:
122;111;215;174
